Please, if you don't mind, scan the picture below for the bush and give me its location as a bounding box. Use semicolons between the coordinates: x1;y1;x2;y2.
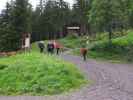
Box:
59;37;83;49
67;33;79;39
0;64;8;70
0;52;87;95
90;39;133;62
0;27;21;52
92;41;128;53
125;45;133;62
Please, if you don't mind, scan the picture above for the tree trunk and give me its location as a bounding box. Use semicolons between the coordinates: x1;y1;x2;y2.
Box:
109;30;112;44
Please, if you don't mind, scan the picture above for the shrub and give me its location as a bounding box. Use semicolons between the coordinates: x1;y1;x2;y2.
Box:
125;45;133;62
67;33;79;39
0;52;87;95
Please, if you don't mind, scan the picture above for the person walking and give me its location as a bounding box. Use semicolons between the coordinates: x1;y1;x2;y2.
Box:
47;42;54;54
54;41;61;55
38;41;45;53
56;45;60;55
80;47;88;61
47;42;51;54
50;42;55;54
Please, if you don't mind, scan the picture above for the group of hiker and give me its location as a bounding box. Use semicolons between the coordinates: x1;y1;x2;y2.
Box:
38;40;62;55
38;40;88;61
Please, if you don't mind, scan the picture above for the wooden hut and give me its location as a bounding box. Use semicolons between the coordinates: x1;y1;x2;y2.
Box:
67;26;80;35
64;23;81;36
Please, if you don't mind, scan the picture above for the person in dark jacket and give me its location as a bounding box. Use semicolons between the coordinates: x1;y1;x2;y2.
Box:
38;41;45;53
47;42;54;54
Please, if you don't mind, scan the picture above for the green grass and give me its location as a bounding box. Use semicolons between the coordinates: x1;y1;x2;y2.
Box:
59;36;84;49
88;30;133;62
113;30;133;46
60;30;133;62
0;52;87;95
72;48;124;63
31;42;40;52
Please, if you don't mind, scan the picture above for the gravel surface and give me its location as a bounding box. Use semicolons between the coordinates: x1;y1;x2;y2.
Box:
0;53;133;100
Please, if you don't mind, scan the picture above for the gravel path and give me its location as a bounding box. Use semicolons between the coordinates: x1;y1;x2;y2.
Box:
0;53;133;100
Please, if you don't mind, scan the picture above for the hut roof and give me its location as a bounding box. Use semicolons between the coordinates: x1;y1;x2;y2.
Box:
67;27;80;30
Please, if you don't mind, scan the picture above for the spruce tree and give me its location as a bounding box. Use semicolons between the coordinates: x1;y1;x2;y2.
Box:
0;2;17;52
11;0;32;50
0;0;32;52
89;0;130;43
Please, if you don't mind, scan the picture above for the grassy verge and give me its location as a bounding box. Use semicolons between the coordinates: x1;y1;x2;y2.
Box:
0;52;87;95
89;30;133;62
73;49;127;63
59;36;84;49
59;30;133;63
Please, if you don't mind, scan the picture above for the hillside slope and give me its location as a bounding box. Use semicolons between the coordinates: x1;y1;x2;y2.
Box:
89;30;133;62
59;30;133;62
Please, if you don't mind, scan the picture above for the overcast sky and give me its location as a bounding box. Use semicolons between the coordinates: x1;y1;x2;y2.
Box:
0;0;74;12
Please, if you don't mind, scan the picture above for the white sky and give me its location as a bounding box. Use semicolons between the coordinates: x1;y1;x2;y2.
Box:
0;0;74;12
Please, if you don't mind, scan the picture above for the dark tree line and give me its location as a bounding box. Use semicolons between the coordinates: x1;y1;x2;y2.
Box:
31;0;92;42
0;0;133;52
88;0;133;42
32;0;71;41
0;0;32;52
